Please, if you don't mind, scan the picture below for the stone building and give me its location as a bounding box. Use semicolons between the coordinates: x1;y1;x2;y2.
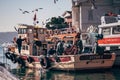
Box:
72;0;120;32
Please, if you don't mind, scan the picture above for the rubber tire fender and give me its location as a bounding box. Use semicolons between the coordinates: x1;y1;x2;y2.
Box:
27;57;34;63
5;52;11;59
17;57;25;67
40;57;51;69
10;54;17;63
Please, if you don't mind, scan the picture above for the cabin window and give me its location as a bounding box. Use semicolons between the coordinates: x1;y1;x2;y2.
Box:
22;45;25;50
26;46;28;50
110;46;119;50
28;29;32;33
22;45;28;50
18;28;27;34
67;40;73;45
112;26;120;34
39;29;44;34
102;28;110;35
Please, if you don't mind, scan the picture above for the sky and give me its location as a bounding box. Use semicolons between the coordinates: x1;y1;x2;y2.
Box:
0;0;72;32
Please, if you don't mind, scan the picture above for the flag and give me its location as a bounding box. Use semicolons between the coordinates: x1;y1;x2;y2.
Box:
33;13;37;21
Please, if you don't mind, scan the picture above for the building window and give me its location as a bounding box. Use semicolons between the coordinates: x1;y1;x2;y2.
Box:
88;10;93;21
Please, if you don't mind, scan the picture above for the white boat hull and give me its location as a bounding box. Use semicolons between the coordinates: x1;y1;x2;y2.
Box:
47;53;116;70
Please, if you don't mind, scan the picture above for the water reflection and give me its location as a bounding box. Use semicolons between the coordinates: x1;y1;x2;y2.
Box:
11;67;120;80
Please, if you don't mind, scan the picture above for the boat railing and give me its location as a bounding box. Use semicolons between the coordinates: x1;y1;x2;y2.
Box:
101;16;118;25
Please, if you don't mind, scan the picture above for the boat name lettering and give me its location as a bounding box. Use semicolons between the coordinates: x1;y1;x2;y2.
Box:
79;55;112;60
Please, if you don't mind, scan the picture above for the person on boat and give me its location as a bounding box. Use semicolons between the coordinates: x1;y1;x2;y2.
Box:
16;36;25;55
32;33;42;56
47;46;56;56
56;40;64;55
75;37;83;54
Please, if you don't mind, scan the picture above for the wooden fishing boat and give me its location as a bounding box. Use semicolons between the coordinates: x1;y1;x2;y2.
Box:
4;24;116;71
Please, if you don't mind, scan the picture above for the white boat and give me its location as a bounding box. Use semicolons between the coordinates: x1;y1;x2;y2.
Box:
4;24;116;71
98;15;120;66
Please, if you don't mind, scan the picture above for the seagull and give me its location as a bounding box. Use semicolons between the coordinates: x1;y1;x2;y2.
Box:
54;0;58;4
19;8;30;14
32;8;43;13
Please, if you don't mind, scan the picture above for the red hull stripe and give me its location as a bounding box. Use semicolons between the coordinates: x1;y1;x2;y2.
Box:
21;56;28;60
98;37;120;44
59;57;71;62
31;57;39;62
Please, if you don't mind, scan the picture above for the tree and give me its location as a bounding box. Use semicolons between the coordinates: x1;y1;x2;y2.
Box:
45;16;68;30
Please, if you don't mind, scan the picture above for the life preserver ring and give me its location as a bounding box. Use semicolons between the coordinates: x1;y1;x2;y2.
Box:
27;57;34;63
40;57;51;69
10;54;17;63
5;52;11;59
17;57;25;67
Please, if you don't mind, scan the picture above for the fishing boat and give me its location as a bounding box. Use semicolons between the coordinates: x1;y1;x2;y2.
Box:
4;23;116;71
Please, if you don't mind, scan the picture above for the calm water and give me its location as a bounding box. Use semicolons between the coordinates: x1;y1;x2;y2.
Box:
1;47;120;80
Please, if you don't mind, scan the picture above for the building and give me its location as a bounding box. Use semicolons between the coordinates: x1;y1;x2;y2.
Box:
62;11;72;28
72;0;120;32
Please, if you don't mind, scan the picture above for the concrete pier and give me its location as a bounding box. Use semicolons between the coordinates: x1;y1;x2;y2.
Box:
0;63;19;80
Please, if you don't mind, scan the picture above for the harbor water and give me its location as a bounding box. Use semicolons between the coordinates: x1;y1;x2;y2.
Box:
1;47;120;80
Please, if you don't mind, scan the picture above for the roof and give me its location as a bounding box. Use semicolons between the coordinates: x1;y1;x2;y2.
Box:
62;11;72;18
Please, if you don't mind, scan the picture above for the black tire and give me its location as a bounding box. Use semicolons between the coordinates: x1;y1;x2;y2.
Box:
5;52;11;59
27;57;34;63
17;57;25;67
10;54;17;63
40;57;51;69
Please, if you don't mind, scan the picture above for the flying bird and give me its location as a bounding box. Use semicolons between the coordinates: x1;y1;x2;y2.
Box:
19;8;30;14
32;8;43;13
54;0;58;4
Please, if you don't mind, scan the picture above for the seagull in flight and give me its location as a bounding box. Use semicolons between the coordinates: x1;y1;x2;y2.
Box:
19;8;30;14
54;0;58;4
32;8;43;13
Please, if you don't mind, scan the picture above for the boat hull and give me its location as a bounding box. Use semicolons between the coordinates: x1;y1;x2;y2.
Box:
49;53;116;71
5;52;115;71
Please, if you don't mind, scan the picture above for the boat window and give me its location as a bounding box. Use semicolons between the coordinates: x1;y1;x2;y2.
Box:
102;28;110;35
110;46;119;50
39;29;44;34
67;40;73;45
22;45;28;50
26;45;28;50
22;45;25;50
112;26;120;34
18;28;27;34
28;29;32;33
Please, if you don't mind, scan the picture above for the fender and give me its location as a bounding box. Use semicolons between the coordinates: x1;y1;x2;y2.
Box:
5;52;11;59
27;57;34;63
40;57;51;69
17;57;25;67
10;54;17;63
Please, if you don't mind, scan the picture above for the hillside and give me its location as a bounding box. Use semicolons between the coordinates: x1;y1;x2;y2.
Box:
0;32;17;44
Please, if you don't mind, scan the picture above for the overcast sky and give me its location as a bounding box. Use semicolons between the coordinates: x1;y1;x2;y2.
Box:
0;0;71;32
